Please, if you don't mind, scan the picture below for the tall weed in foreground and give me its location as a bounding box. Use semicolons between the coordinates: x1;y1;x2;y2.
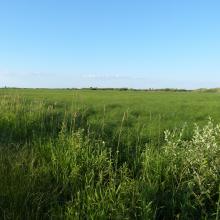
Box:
0;128;140;219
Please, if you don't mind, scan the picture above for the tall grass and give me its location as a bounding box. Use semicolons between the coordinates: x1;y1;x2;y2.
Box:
0;95;219;219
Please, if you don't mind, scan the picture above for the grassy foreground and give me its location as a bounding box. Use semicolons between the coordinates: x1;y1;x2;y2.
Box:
0;89;220;219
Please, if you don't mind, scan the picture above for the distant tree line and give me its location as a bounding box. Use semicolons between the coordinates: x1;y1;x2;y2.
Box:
0;87;194;92
79;87;192;92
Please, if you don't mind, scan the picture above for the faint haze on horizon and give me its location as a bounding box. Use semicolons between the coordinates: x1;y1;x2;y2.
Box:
0;0;220;89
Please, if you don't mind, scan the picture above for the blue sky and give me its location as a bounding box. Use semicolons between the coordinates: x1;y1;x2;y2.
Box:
0;0;220;89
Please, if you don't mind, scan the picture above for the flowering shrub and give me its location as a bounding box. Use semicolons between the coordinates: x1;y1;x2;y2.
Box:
142;119;220;219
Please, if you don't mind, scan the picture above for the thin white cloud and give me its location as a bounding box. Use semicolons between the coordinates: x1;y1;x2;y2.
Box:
1;70;220;89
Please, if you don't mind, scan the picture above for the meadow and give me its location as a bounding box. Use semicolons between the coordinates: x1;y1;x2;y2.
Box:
0;88;219;219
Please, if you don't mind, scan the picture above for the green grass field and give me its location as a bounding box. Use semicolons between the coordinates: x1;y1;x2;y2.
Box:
0;88;220;219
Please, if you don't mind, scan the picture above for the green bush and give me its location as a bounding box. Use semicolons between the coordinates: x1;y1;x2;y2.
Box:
142;120;220;219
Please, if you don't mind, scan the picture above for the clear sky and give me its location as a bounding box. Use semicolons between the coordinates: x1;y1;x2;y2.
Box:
0;0;220;89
